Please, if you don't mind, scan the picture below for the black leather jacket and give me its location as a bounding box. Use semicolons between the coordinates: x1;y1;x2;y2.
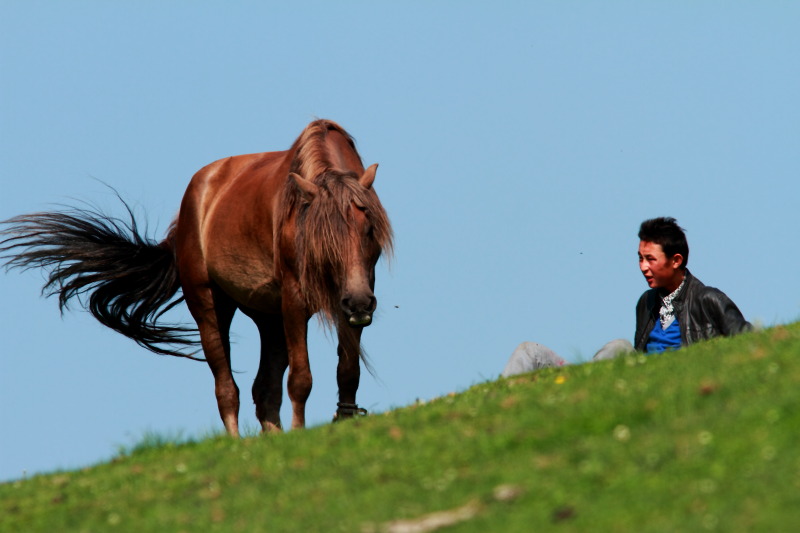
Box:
634;269;751;351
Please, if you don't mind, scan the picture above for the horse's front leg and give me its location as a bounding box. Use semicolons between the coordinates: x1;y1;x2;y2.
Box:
281;287;312;430
248;312;288;433
335;320;364;420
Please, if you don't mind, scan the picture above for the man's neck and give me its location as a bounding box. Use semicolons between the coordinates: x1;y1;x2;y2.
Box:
663;270;686;294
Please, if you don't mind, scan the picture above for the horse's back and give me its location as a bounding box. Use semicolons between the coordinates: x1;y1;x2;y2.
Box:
184;151;287;212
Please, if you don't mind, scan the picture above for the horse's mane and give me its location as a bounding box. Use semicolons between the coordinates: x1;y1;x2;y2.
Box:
288;119;357;179
279;120;393;323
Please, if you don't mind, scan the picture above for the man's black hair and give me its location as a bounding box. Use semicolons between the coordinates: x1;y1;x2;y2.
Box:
638;217;689;269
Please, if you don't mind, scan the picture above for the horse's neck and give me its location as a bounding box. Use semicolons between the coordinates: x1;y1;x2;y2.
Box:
321;130;362;175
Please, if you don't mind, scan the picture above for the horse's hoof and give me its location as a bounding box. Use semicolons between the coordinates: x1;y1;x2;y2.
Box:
333;402;368;422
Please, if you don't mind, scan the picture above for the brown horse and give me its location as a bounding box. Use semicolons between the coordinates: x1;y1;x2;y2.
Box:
0;119;393;436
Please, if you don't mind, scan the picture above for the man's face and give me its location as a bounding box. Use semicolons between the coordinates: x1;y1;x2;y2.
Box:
638;241;684;292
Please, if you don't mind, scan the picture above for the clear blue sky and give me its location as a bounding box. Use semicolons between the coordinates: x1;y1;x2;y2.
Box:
2;2;798;482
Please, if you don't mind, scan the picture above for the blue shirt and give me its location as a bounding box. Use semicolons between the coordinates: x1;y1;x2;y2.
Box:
646;319;681;354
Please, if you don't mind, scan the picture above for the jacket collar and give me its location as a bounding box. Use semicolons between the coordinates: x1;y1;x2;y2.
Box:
671;269;696;304
647;269;694;316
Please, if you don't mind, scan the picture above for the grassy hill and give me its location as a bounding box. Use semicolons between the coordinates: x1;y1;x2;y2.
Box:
2;323;799;532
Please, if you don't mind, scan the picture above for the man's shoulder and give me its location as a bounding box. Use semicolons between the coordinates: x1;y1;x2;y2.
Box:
684;273;738;308
696;285;733;306
683;272;751;333
636;288;658;308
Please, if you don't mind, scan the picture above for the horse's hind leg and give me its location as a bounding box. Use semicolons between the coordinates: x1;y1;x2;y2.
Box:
248;313;289;433
187;287;239;436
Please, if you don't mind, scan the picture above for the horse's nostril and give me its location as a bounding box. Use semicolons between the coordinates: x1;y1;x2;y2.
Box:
341;294;376;314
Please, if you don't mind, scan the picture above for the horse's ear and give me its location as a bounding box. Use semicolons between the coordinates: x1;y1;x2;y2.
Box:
290;172;319;200
359;163;378;189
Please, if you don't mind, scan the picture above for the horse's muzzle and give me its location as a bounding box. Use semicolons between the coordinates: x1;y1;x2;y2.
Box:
342;292;376;327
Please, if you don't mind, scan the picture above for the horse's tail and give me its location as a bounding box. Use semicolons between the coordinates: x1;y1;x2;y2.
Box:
0;198;202;360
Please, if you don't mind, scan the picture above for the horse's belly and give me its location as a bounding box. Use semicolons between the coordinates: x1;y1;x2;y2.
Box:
208;258;282;313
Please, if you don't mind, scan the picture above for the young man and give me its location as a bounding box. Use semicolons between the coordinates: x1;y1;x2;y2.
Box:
501;217;751;377
634;217;751;354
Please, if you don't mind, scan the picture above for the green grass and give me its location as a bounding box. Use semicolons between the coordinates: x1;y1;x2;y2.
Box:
3;323;800;532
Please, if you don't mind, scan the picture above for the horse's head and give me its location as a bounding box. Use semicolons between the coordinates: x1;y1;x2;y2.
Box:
289;164;392;327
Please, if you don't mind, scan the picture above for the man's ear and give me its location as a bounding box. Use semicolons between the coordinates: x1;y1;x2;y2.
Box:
671;254;684;269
